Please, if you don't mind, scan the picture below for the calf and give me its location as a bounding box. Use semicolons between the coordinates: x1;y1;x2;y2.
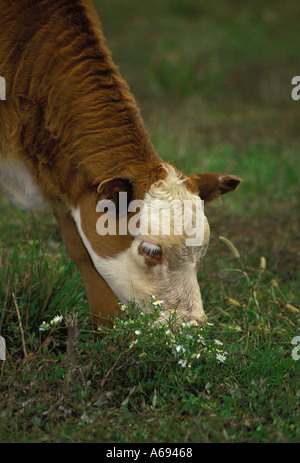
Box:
0;0;241;329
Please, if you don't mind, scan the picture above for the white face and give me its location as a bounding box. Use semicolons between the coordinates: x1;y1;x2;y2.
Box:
112;230;210;323
71;167;211;323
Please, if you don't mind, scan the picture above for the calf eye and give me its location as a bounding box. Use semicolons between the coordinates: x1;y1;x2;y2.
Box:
138;241;162;261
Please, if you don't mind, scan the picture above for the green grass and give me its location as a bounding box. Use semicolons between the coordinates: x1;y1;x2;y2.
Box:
0;0;299;443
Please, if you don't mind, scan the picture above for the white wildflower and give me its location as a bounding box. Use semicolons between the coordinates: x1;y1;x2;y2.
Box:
175;344;186;354
216;352;227;363
129;339;138;348
50;314;63;325
152;299;164;307
214;339;223;346
187;320;198;327
39;321;50;332
178;359;187;368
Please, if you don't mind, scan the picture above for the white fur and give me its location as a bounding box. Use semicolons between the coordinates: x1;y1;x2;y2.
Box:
71;204;204;317
70;205;138;304
0;159;45;209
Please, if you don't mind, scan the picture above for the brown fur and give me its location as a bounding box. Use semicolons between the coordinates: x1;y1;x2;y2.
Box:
0;0;167;205
187;173;242;203
0;0;241;329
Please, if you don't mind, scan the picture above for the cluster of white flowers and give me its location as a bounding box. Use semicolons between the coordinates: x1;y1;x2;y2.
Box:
213;339;228;362
39;314;63;332
120;297;228;366
178;359;188;368
128;328;142;348
120;296;164;313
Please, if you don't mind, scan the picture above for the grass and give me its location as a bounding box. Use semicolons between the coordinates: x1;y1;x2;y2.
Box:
0;0;299;443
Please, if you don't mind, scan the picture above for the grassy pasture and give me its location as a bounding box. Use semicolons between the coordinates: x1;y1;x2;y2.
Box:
0;0;299;443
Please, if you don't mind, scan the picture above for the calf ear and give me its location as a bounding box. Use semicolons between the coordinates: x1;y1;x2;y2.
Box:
97;178;134;216
187;173;242;203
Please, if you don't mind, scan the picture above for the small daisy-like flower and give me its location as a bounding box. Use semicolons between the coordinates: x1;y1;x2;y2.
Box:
135;329;141;336
178;359;187;368
129;339;138;348
50;314;63;325
152;299;164;307
175;344;186;353
39;321;50;332
139;352;147;357
120;304;128;311
216;353;227;363
206;322;214;326
214;339;223;346
187;320;198;327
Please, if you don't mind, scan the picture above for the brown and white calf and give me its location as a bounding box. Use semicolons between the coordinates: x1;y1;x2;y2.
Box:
0;0;241;329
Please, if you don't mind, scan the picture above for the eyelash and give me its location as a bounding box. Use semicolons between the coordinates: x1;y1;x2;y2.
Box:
141;242;161;257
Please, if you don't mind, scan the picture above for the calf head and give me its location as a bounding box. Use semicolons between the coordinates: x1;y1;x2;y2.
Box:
71;165;241;323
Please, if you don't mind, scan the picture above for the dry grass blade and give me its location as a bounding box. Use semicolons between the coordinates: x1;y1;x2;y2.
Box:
64;312;79;388
12;293;28;360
